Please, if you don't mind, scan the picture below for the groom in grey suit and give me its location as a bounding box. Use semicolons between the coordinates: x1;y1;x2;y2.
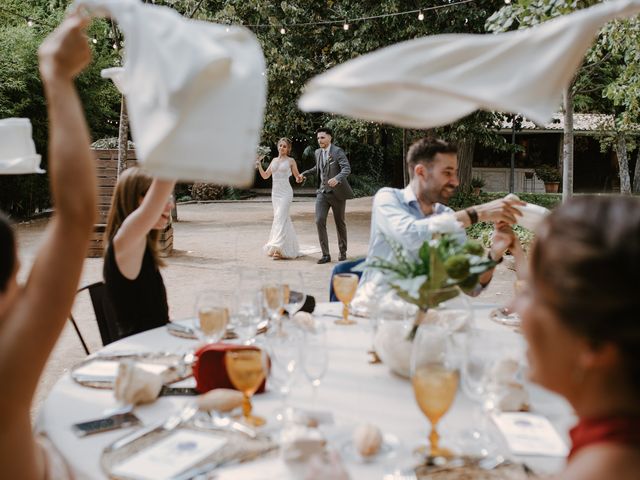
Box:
298;128;354;264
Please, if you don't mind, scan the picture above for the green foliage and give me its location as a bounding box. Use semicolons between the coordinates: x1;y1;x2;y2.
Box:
0;0;122;218
470;177;486;188
448;190;562;211
368;232;495;311
534;164;561;183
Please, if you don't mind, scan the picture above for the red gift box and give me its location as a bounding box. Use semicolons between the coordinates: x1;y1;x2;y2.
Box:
192;343;267;394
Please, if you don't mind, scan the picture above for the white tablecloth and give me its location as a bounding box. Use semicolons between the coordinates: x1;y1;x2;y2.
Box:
37;302;574;479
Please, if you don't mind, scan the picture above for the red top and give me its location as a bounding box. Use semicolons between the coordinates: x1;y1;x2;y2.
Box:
569;416;640;459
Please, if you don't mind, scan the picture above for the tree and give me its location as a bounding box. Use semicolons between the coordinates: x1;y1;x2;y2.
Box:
0;0;122;216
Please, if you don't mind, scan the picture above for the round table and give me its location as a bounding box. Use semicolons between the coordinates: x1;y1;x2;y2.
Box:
37;302;573;479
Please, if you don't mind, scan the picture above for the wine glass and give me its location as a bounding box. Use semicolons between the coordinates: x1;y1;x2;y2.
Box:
264;322;302;423
281;271;306;318
262;272;284;329
230;291;262;344
224;347;267;426
332;273;359;325
302;324;329;409
193;291;229;344
410;323;459;460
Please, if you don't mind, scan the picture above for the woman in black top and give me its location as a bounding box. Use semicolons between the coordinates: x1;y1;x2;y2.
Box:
103;167;175;340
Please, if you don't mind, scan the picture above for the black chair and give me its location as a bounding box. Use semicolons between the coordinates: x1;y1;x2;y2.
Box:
329;257;366;302
68;281;119;355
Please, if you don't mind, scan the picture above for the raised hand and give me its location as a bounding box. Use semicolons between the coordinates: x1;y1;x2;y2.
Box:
489;223;518;262
38;11;91;81
475;197;525;225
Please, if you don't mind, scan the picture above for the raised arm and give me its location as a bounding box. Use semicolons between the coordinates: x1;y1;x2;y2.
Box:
256;158;273;180
0;13;97;404
112;178;175;279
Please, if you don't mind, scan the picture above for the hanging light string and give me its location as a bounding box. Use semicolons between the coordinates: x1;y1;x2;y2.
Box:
0;0;477;36
243;0;477;28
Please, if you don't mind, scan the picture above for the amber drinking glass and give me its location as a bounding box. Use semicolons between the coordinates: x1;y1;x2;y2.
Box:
410;324;459;460
332;273;359;325
225;348;266;426
194;291;229;344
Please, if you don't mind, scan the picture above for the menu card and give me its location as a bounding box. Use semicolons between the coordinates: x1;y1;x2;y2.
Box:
492;412;568;456
111;430;227;480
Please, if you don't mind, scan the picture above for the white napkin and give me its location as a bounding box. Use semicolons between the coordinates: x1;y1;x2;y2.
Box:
299;0;640;128
76;0;266;186
0;118;44;175
505;194;550;231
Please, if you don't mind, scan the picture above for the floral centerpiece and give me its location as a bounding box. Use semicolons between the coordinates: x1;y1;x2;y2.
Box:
368;214;496;340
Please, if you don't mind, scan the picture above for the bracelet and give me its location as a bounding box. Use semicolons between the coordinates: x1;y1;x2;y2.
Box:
466;207;478;225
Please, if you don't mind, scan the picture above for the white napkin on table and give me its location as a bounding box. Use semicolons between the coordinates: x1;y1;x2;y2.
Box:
0;118;44;175
299;0;640;128
76;0;266;186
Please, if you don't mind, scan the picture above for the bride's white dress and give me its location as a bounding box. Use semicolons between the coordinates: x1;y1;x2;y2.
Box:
263;159;300;258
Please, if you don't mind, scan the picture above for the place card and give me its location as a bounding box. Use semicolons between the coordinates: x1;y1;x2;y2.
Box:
74;361;168;382
491;412;568;457
111;430;227;480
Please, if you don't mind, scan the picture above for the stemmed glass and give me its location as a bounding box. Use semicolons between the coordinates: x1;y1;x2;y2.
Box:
261;272;284;329
224;347;267;426
230;291;262;344
193;291;229;344
411;323;459;460
490;280;526;327
460;329;526;455
264;322;302;423
302;324;329;408
332;273;359;325
281;271;306;318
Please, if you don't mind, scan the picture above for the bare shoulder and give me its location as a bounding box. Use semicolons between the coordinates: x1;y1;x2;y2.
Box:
563;444;640;480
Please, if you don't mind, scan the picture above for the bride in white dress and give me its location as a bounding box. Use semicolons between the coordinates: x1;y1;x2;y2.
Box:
256;138;302;259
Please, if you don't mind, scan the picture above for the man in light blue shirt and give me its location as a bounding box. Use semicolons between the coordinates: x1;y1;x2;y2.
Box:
353;137;524;311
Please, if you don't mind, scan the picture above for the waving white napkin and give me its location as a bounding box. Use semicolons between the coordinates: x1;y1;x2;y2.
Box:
0;118;44;175
299;0;640;128
76;0;266;186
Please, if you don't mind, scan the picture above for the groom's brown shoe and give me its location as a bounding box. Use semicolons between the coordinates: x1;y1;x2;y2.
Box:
317;255;331;264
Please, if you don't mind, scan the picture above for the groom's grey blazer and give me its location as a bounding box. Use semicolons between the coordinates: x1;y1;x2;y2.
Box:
302;144;354;201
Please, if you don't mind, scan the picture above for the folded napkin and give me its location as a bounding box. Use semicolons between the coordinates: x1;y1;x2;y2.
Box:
0;118;44;175
192;343;266;394
505;194;550;232
299;0;640;128
76;0;266;186
113;360;163;405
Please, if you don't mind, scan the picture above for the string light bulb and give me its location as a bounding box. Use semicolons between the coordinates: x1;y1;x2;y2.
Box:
418;11;424;21
343;22;349;31
92;37;98;44
27;19;33;27
112;42;118;50
504;0;511;3
289;80;294;84
280;27;286;35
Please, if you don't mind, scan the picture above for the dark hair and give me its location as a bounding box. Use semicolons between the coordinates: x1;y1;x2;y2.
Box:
0;212;16;292
531;196;640;389
406;137;457;177
316;127;333;137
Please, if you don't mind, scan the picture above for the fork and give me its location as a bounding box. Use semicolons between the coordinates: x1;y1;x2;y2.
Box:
104;403;197;453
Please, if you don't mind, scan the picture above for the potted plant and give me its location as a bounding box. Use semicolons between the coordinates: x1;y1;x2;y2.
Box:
534;165;561;193
470;176;485;196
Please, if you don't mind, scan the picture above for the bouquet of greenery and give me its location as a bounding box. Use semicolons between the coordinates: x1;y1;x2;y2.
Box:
367;216;496;338
256;145;271;162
